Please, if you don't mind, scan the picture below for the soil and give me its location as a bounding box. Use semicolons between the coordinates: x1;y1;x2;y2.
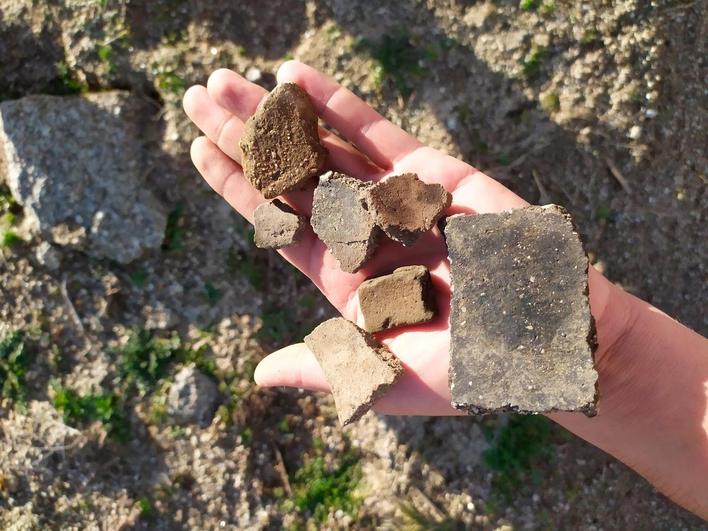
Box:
0;0;705;529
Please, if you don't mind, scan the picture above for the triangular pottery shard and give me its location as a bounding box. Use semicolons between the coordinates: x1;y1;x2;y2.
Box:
304;317;403;426
444;205;598;415
239;83;327;199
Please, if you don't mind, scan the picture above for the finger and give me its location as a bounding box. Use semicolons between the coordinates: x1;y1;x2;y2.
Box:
183;85;245;163
254;343;330;392
206;68;384;180
206;68;266;121
277;60;423;170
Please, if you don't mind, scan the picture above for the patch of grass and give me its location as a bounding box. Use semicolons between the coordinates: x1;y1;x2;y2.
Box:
519;0;538;10
162;203;187;251
496;153;512;166
258;306;311;346
203;282;222;304
357;31;428;98
240;426;253;445
595;205;612;221
0;185;16;212
483;414;554;504
539;0;556;15
400;504;460;530
1;230;22;248
55;61;89;94
154;67;185;95
0;331;27;402
290;449;362;524
117;329;182;393
52;384;130;441
0;210;22;249
580;27;600;47
129;270;148;288
137;497;155;518
540;91;560;113
522;46;546;81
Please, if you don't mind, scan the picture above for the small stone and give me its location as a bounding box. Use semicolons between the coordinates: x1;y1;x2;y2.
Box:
253;199;307;249
310;171;380;273
239;83;328;199
245;66;262;83
34;241;61;271
167;364;219;427
369;173;452;246
0;92;167;264
304;317;403;426
444;205;598;414
628;125;642;139
358;265;436;332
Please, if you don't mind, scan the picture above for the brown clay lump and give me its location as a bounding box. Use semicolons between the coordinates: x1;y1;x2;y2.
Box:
369;173;452;246
304;317;404;426
253;199;307;249
239;83;328;199
310;171;380;273
444;205;598;415
358;265;436;332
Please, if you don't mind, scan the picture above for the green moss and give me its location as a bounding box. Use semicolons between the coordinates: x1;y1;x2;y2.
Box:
356;31;428;98
540;91;560;113
116;329;182;393
580;27;600;47
522;46;546;81
291;450;362;523
55;61;89;94
52;384;130;442
155;68;185;95
519;0;538;11
0;331;27;402
483;414;554;504
162;203;187;251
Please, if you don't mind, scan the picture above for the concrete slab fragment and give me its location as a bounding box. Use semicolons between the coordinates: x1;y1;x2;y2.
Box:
444;205;598;414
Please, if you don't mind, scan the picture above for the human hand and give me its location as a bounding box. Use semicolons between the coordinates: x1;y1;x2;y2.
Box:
183;61;612;417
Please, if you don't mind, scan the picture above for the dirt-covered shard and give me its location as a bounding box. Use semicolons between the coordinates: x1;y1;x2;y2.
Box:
253;199;307;249
369;173;452;246
304;317;403;426
444;205;598;415
310;171;380;273
358;265;436;332
239;83;328;199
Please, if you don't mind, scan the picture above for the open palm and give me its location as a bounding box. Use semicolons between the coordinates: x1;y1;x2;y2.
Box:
183;61;529;417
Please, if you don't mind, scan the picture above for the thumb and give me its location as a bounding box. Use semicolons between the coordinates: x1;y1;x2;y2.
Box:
254;343;330;392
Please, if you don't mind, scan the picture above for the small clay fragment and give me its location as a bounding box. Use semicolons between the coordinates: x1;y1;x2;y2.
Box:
444;205;598;415
310;171;380;273
253;199;307;249
369;173;452;246
304;317;404;426
358;265;436;332
239;83;328;199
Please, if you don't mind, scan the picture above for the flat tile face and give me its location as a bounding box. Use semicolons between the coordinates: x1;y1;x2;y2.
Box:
310;172;380;273
304;318;403;426
358;265;436;332
444;205;598;415
369;173;452;246
253;199;306;249
239;83;327;199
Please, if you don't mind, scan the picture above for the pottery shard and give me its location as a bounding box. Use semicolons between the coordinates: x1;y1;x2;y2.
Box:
444;205;598;415
369;173;452;246
253;199;307;249
310;171;380;273
358;265;437;332
239;83;328;199
304;317;404;426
